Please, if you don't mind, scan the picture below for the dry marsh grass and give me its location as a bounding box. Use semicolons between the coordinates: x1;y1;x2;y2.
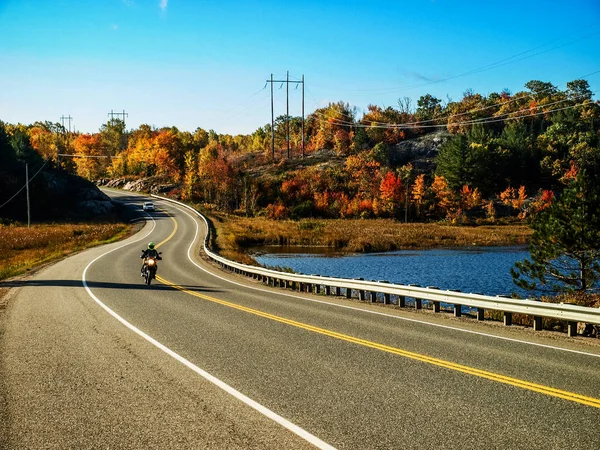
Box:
0;222;133;280
209;215;532;262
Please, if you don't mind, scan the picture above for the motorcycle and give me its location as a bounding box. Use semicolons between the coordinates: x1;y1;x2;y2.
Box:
142;253;161;285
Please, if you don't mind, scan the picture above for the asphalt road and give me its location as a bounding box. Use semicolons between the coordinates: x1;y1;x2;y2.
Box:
2;190;600;449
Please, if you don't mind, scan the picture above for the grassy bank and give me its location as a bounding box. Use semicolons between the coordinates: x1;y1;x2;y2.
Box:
209;215;532;264
0;221;136;281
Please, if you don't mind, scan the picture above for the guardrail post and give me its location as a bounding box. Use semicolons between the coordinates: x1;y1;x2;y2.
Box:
477;308;485;321
567;321;578;337
315;284;321;294
398;296;405;307
359;290;366;301
454;305;462;317
504;312;512;326
370;291;377;303
346;288;352;299
384;293;390;305
433;301;440;313
335;287;341;296
533;316;542;331
415;298;422;310
325;286;331;295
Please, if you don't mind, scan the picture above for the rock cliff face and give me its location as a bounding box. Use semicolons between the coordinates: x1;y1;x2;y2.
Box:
390;129;452;172
102;177;176;194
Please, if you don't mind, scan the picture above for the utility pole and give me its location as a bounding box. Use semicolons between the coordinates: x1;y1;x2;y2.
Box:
59;115;73;169
60;115;73;133
108;109;128;126
266;72;304;161
270;74;274;160
286;71;290;158
302;74;305;157
25;163;31;228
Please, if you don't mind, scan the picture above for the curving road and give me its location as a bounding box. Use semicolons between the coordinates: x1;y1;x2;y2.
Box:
2;190;600;449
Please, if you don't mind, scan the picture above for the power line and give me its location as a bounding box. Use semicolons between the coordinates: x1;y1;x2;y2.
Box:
307;90;598;130
310;28;599;96
57;154;118;159
0;159;49;210
304;71;600;130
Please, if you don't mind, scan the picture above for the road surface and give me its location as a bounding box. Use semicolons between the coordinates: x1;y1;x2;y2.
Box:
2;190;600;449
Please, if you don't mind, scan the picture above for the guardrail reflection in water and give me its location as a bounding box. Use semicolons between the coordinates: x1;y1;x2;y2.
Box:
154;195;600;337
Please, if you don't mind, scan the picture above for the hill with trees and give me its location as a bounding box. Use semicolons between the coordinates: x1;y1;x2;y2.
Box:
0;122;113;222
1;78;598;225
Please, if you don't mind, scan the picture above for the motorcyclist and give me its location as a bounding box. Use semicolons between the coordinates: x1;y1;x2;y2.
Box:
141;242;162;276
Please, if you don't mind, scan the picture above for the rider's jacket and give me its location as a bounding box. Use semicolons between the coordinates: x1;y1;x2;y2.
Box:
141;249;161;260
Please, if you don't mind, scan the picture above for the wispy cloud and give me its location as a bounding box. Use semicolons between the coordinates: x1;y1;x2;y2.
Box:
111;24;119;30
405;71;435;82
160;0;168;11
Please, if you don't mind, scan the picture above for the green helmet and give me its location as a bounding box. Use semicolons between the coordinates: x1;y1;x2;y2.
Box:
148;242;155;250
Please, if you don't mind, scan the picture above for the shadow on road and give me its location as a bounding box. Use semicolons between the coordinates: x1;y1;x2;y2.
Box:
0;278;222;294
107;191;175;224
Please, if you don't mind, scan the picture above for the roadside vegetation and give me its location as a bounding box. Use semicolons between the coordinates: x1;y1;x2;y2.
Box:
209;213;531;263
0;221;135;281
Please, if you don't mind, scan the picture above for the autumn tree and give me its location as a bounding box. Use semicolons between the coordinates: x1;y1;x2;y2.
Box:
411;174;427;220
305;102;356;155
73;134;105;179
378;171;403;217
430;174;457;220
100;118;126;156
416;94;442;123
181;150;198;201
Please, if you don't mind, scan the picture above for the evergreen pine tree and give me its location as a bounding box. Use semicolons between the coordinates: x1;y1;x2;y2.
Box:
512;171;600;293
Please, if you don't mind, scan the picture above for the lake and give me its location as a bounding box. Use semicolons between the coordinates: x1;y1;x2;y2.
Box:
251;246;531;298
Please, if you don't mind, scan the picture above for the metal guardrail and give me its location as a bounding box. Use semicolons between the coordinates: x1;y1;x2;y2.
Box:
153;195;600;336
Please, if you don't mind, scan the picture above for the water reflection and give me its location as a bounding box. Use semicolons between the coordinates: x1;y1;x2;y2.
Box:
251;246;530;297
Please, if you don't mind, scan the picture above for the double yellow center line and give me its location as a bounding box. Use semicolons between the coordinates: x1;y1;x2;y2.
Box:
155;212;600;409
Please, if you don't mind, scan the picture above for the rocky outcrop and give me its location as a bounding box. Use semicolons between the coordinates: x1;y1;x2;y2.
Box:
75;185;114;216
390;129;452;173
0;168;114;221
103;177;177;195
43;171;115;219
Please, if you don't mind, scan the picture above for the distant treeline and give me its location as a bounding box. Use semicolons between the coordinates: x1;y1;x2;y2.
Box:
1;78;599;223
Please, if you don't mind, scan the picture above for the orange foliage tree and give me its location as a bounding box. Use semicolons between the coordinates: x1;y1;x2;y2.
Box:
72;134;106;180
499;185;527;218
379;171;403;217
411;174;427;219
431;175;457;220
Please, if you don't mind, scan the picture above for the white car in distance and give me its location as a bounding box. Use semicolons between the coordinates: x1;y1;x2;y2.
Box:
142;201;155;212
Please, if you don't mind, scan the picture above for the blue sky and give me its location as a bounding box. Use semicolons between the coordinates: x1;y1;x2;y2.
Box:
1;0;599;135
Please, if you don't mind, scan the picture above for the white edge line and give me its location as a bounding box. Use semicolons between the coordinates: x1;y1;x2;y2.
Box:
83;196;336;450
169;202;600;360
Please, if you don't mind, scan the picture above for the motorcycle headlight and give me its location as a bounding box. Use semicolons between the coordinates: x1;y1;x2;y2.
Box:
148;258;156;266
